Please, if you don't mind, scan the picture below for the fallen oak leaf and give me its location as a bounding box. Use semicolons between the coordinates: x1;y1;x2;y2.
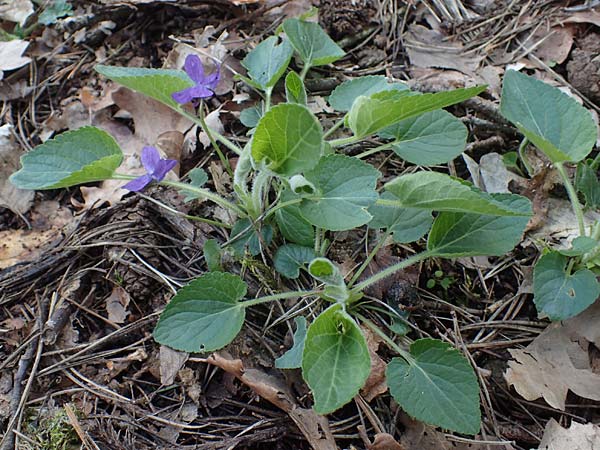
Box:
207;353;337;450
538;418;600;450
505;300;600;410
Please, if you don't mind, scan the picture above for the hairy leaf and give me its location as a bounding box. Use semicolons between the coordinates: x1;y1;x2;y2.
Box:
282;18;345;67
153;273;247;353
242;36;293;90
275;316;307;369
285;71;307;104
252;103;323;176
274;244;316;279
10;127;123;190
328;75;408;112
500;70;597;163
368;192;433;243
302;304;370;413
387;339;481;434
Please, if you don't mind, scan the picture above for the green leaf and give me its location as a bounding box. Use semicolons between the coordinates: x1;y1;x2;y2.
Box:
576;160;600;208
298;154;380;231
242;36;294;90
533;251;600;321
557;236;598;257
230;218;273;257
285;71;307;105
181;167;209;202
274;244;316;279
328;75;408;112
153;273;247;352
386;339;481;434
10;126;123;190
427;194;531;257
275;200;315;246
275;316;307;369
500;70;598;163
282;18;345;67
347;85;486;138
251;103;323;176
383;172;531;216
95;65;193;109
302;304;370;414
308;258;344;286
368;192;433;243
240;104;263;129
203;239;222;272
38;0;73;25
379;110;468;165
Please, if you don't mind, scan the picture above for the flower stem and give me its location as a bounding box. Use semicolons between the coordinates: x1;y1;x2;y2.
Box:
352;250;432;293
348;230;391;287
323;117;346;139
356;314;414;364
328;135;360;148
555;162;586;236
176;107;242;156
198;104;233;177
355;142;394;159
240;289;321;308
112;174;246;217
518;137;534;177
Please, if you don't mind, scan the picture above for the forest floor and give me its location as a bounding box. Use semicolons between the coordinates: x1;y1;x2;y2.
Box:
2;0;600;449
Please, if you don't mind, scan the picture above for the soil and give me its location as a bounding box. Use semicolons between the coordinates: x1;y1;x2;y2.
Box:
567;32;600;103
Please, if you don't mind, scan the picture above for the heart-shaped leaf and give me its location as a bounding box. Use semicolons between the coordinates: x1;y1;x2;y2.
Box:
347;85;486;138
576;160;600;208
275;316;307;369
427;194;531;257
282;18;345;67
379;110;468;165
274;244;316;279
368;192;433;243
298;154;380;231
153;272;247;353
275;202;315;247
302;304;370;414
251;103;323;176
95;65;193;109
285;71;307;104
533;251;600;321
500;70;597;163
387;339;481;434
242;36;294;90
328;75;408;112
383;172;531;216
10;126;123;190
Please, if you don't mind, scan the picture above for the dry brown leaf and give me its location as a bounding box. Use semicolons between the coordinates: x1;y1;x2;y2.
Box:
360;327;388;402
159;345;189;385
562;10;600;28
400;413;493;449
524;25;574;65
506;301;600;410
369;433;405;450
105;286;130;324
539;418;600;450
0;0;33;25
208;353;338;450
404;25;483;76
0;201;73;269
0;40;31;79
0;124;34;215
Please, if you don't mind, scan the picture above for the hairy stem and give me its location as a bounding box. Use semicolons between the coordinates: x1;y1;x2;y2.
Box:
356;314;414;364
348;230;391;287
518;137;534;177
299;64;311;81
112;174;246;217
355;142;394;159
555;162;586;236
323;117;346;139
240;289;321;308
352;251;432;293
198;104;233;176
328;135;360;148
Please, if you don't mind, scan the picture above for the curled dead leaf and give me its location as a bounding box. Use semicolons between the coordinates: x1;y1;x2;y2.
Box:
538;418;600;450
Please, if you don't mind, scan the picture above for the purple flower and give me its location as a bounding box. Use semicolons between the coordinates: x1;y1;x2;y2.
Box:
172;54;220;105
123;146;177;192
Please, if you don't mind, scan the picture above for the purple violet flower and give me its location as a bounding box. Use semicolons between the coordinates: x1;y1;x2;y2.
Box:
123;146;177;192
172;54;220;105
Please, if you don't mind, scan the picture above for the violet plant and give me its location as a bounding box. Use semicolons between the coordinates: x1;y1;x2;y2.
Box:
500;70;600;322
10;17;538;435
